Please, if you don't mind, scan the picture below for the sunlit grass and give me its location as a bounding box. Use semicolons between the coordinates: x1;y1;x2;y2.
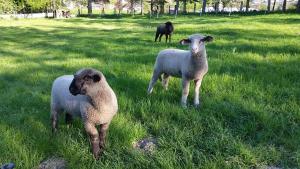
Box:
0;14;299;168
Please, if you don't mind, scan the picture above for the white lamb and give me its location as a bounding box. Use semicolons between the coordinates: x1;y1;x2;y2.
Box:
147;34;213;107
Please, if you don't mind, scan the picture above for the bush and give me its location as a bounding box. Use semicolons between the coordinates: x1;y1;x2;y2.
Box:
0;0;15;14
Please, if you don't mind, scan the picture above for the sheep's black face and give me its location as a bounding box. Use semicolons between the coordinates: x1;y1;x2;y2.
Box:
165;22;174;34
69;69;101;96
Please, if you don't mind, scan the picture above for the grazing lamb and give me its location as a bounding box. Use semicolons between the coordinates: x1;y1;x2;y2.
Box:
155;21;174;43
50;68;118;159
148;34;213;107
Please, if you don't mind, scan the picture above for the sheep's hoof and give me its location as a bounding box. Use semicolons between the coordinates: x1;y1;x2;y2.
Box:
93;154;100;160
147;90;153;95
92;142;101;160
52;128;57;134
181;103;187;108
194;104;200;108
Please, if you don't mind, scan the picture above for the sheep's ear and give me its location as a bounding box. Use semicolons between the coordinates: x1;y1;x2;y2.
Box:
180;39;191;45
202;36;213;42
92;74;101;82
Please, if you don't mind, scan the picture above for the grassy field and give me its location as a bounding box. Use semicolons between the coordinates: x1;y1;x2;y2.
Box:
0;14;299;168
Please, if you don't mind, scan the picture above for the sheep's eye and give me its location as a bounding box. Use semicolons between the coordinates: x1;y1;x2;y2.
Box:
84;76;92;82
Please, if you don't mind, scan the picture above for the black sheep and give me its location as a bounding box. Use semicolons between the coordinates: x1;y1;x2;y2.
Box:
155;21;174;43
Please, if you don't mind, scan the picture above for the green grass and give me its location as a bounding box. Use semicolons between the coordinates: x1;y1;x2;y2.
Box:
0;14;299;168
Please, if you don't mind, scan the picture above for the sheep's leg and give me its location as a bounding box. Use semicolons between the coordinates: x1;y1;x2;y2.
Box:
85;122;100;159
65;113;73;125
194;79;203;107
162;73;170;90
169;34;171;43
165;34;168;43
99;123;109;153
159;34;163;42
181;78;190;108
50;107;58;133
147;69;161;94
155;32;159;42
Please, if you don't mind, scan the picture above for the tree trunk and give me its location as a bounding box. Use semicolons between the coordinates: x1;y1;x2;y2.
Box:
131;1;134;16
140;0;143;14
151;0;153;13
272;0;276;11
240;1;243;11
102;7;105;15
45;7;48;17
88;0;92;16
175;0;179;14
297;0;300;12
183;0;187;13
246;0;250;12
193;1;196;13
282;0;287;12
202;0;207;13
160;3;164;14
267;0;271;12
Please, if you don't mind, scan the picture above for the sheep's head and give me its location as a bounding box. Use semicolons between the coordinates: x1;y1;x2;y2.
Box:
180;34;213;55
165;21;174;33
69;68;102;96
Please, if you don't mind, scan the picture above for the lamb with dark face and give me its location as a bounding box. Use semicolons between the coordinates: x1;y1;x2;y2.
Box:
155;21;174;43
50;68;118;159
69;69;101;96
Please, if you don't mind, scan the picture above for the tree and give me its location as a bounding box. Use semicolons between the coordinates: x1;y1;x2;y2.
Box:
202;0;207;13
239;0;244;11
114;0;124;14
297;0;300;12
140;0;143;14
175;0;179;15
282;0;286;12
13;0;27;13
94;0;110;15
74;0;87;15
222;0;231;11
245;0;250;12
127;0;140;15
267;0;271;12
0;0;15;13
26;0;50;10
182;0;187;13
272;0;276;11
193;0;198;13
150;0;166;15
87;0;92;15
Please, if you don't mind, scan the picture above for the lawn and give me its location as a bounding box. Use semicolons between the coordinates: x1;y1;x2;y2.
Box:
0;14;299;168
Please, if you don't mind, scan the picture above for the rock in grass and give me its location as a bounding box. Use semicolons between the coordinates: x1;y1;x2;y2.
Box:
133;137;158;153
38;157;67;169
1;163;15;169
265;166;282;169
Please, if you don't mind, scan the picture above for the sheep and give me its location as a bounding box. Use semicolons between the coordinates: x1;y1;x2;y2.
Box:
50;68;118;159
147;34;213;107
155;21;174;43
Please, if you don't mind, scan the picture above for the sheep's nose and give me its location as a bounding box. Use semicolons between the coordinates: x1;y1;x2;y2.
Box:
192;48;198;52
